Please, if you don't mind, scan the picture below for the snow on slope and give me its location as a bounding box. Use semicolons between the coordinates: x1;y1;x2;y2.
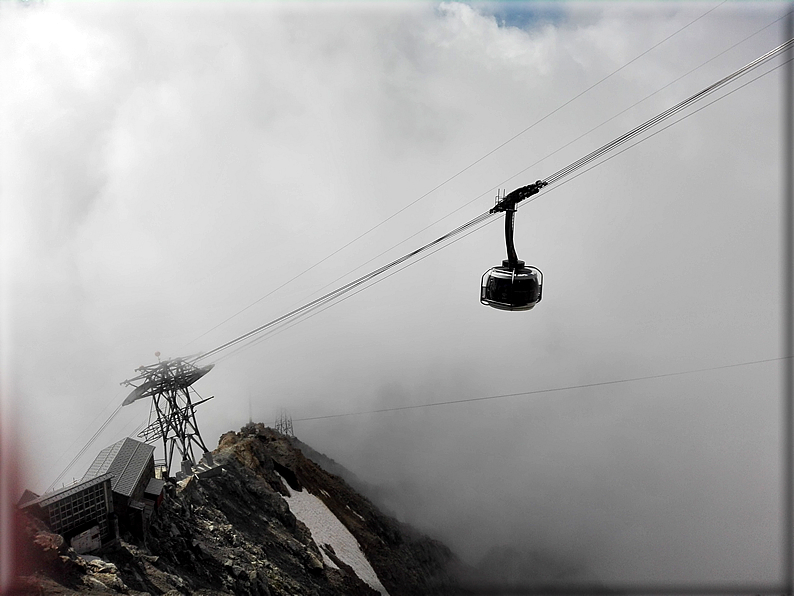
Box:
276;472;390;596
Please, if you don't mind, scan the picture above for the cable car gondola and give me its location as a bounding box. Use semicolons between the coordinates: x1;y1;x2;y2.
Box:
480;181;547;311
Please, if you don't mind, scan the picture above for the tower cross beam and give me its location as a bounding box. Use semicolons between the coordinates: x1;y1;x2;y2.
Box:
121;357;215;477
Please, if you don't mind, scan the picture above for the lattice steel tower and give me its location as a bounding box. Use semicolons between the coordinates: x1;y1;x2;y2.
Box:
274;410;294;437
121;354;215;477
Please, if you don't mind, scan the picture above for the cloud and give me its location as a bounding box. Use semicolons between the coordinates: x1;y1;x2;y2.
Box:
1;0;786;586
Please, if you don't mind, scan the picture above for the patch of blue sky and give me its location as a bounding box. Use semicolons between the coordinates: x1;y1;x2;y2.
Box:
470;2;568;30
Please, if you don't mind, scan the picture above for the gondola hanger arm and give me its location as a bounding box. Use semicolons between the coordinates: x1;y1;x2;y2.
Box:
490;180;548;213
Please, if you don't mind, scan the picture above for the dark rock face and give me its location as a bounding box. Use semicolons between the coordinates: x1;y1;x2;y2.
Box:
16;424;463;595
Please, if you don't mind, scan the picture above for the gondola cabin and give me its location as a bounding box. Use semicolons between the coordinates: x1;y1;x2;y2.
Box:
481;260;542;311
480;180;547;312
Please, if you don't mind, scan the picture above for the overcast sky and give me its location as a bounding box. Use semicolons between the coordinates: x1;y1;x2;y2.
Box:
1;0;790;587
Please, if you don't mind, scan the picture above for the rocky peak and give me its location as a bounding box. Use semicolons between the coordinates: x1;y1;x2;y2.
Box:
16;424;463;596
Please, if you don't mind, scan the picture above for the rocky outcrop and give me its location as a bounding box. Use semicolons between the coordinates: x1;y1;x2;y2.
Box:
15;424;463;595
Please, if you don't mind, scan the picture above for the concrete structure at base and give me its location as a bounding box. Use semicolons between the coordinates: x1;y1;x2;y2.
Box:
82;437;165;538
19;474;117;554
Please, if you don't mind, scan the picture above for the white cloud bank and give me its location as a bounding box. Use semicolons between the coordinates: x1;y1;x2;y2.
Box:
1;0;788;586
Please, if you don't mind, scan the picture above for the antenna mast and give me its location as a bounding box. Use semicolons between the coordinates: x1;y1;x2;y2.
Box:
274;410;294;437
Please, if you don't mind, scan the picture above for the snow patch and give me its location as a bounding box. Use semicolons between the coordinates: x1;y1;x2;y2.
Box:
276;472;390;595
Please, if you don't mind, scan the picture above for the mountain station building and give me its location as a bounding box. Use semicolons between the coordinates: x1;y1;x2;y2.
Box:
82;437;165;537
19;473;116;554
20;436;166;554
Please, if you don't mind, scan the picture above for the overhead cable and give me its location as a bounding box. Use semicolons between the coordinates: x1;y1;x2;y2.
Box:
45;404;124;493
533;54;794;198
275;26;790;324
274;11;794;307
193;211;494;362
212;213;500;363
293;356;790;422
493;10;794;194
181;3;729;351
541;37;794;186
193;37;793;363
215;51;785;362
37;389;123;488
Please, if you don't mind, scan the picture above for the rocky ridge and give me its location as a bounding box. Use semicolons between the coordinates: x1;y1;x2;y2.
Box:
14;424;462;596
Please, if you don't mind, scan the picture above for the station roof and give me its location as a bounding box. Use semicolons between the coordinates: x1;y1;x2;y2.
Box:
144;477;165;499
83;437;155;498
17;489;40;507
23;473;113;509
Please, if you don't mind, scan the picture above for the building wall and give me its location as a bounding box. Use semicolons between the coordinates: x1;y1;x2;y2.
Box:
112;455;155;538
44;479;114;542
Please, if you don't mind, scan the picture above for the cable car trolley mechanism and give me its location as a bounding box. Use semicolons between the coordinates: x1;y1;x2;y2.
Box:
481;180;547;311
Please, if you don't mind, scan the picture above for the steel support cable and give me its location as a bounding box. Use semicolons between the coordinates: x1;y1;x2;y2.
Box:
180;4;728;352
216;55;792;364
389;14;792;271
69;31;785;488
37;389;124;489
522;55;794;205
373;13;794;267
194;38;793;364
193;211;495;362
215;214;498;361
242;29;794;326
303;15;791;307
293;356;791;422
257;12;794;311
490;11;794;196
200;56;794;432
117;414;148;445
45;403;124;492
541;38;794;186
213;213;501;363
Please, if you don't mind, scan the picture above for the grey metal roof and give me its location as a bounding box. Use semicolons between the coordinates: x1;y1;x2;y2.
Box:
144;477;165;498
82;437;155;498
27;473;113;508
17;489;40;507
